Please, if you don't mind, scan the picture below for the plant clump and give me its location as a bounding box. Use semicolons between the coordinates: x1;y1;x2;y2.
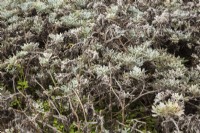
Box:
0;0;200;132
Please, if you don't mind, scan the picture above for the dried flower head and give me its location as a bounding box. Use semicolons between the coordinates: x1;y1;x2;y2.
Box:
152;92;184;118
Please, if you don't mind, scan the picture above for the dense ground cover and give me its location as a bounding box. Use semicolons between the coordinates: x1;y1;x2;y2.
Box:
0;0;200;132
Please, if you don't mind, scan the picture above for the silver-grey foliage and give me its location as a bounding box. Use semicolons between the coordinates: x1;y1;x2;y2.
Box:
0;0;200;132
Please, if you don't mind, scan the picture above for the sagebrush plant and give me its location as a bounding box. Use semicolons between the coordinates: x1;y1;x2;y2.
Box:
0;0;200;132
